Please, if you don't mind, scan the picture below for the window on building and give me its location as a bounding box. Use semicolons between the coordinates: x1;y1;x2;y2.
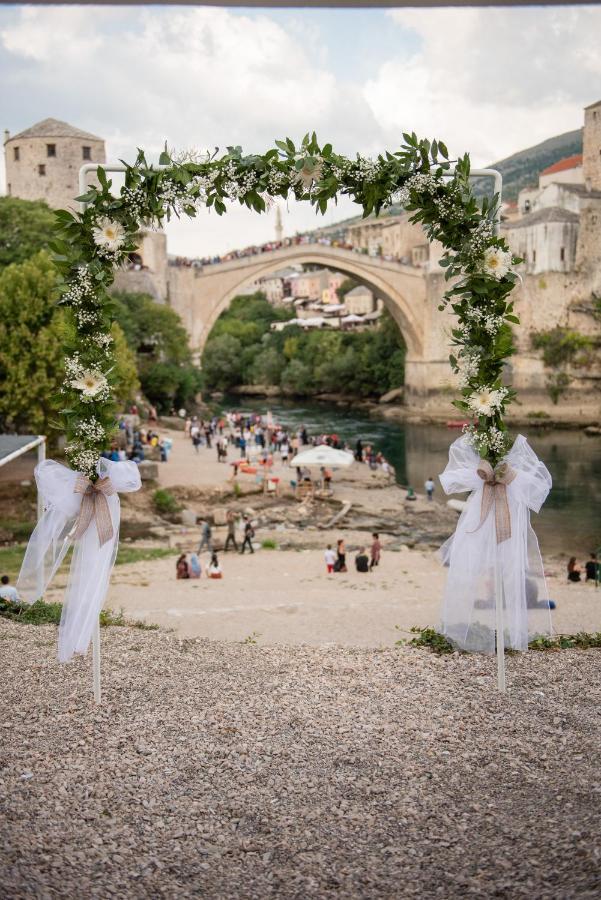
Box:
82;146;91;160
7;184;11;195
524;200;531;213
38;164;46;176
13;147;20;161
560;247;565;262
46;144;56;158
532;250;536;264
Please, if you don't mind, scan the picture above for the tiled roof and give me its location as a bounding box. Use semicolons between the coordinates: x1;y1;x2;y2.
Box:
504;207;579;230
540;154;583;176
7;118;103;143
555;183;601;199
585;99;601;110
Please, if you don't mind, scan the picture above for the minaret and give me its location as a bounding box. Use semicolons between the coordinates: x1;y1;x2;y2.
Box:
275;205;283;243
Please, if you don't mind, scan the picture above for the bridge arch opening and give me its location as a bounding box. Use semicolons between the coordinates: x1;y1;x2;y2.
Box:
190;245;425;363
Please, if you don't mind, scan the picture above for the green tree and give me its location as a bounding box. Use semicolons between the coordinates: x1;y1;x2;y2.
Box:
281;359;313;395
0;252;139;436
0;196;56;269
111;290;201;411
251;346;286;385
201;334;244;390
336;278;358;301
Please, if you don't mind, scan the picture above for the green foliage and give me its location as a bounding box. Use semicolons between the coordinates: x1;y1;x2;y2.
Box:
335;278;358;301
202;294;406;398
0;596;158;630
398;626;458;654
400;626;601;654
0;252;139;441
111;291;201;412
531;328;593;368
0;543;174;581
0;196;56;268
202;333;244;390
261;538;278;549
152;488;181;515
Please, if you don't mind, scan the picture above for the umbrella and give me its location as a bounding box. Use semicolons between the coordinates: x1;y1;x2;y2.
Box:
291;446;354;468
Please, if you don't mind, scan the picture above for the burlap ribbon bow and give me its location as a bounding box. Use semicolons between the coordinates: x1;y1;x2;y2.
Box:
72;475;116;547
471;460;517;544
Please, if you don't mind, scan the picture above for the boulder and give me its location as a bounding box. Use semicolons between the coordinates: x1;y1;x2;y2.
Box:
213;507;228;526
379;387;404;404
181;508;198;527
144;444;161;461
138;460;159;481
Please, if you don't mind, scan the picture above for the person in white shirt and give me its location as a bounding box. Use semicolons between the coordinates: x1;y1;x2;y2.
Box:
324;545;337;574
424;477;435;501
0;575;19;603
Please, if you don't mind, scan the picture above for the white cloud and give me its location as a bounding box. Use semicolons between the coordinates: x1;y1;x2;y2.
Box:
1;6;599;255
364;7;601;165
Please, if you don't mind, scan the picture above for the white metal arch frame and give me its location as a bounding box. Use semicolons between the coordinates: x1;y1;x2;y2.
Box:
78;159;508;700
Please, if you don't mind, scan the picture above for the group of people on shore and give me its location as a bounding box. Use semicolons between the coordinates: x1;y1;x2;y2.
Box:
324;534;382;575
108;408;172;465
567;553;599;583
174;511;257;581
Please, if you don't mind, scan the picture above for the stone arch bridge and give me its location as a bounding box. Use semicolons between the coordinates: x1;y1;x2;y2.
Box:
166;243;452;399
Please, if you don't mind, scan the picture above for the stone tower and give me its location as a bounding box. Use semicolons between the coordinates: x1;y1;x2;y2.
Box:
583;100;601;192
3;117;105;210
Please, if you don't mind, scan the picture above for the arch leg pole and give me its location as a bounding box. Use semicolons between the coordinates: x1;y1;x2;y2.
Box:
92;618;101;704
495;556;506;693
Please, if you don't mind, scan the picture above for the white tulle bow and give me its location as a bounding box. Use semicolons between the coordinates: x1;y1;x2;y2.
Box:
17;458;141;662
438;435;553;653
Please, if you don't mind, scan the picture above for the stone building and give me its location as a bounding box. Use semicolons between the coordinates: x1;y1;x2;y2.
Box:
345;284;375;316
3;118;105;210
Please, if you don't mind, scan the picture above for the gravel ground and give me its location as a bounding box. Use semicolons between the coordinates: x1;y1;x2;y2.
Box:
1;622;600;899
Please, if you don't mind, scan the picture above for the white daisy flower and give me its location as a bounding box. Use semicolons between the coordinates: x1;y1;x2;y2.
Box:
482;247;512;280
71;370;108;398
294;157;324;190
467;385;507;417
92;218;126;251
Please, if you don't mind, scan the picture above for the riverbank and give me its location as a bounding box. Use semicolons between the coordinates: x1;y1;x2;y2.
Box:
223;386;601;430
2;620;600;899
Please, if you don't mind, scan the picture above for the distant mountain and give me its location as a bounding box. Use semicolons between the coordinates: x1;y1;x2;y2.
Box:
305;128;584;238
473;128;583;201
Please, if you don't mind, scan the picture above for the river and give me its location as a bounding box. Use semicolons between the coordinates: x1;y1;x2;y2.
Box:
220;396;600;558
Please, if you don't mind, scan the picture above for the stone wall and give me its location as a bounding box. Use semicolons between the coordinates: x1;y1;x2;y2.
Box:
583;101;601;191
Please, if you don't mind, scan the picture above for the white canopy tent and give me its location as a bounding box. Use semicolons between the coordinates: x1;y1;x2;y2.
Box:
0;435;46;522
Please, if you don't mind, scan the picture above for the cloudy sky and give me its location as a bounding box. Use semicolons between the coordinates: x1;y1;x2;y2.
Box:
1;4;600;256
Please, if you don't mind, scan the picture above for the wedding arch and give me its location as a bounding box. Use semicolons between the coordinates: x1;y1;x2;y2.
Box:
18;132;553;700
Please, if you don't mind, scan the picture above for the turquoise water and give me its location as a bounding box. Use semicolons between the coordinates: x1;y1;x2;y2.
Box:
220;396;601;557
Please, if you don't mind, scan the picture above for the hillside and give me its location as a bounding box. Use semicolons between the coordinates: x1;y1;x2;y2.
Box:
307;127;584;236
472;127;583;201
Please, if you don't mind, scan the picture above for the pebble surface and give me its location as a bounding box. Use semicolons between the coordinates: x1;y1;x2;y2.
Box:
1;622;600;898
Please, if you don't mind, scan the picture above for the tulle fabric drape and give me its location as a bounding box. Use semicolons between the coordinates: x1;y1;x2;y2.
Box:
17;457;141;662
439;435;552;653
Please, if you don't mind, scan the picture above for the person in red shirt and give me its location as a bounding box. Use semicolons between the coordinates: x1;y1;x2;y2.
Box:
370;533;382;570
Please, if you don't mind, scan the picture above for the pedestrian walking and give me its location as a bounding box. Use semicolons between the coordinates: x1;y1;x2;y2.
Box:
370;533;381;570
225;510;239;552
198;519;212;553
240;516;255;554
424;477;435;501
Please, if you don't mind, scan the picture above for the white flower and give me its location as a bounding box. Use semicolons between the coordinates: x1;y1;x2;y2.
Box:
71;370;108;399
92;218;126;251
294;157;324;190
482;247;512;280
467;385;508;417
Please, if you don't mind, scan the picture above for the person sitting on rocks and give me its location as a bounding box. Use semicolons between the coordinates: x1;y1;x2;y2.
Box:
355;548;369;573
176;554;189;579
208;552;223;579
567;557;581;582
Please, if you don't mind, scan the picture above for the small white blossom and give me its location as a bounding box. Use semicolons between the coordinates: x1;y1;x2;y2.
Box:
64;444;99;478
456;353;480;388
75;416;106;442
